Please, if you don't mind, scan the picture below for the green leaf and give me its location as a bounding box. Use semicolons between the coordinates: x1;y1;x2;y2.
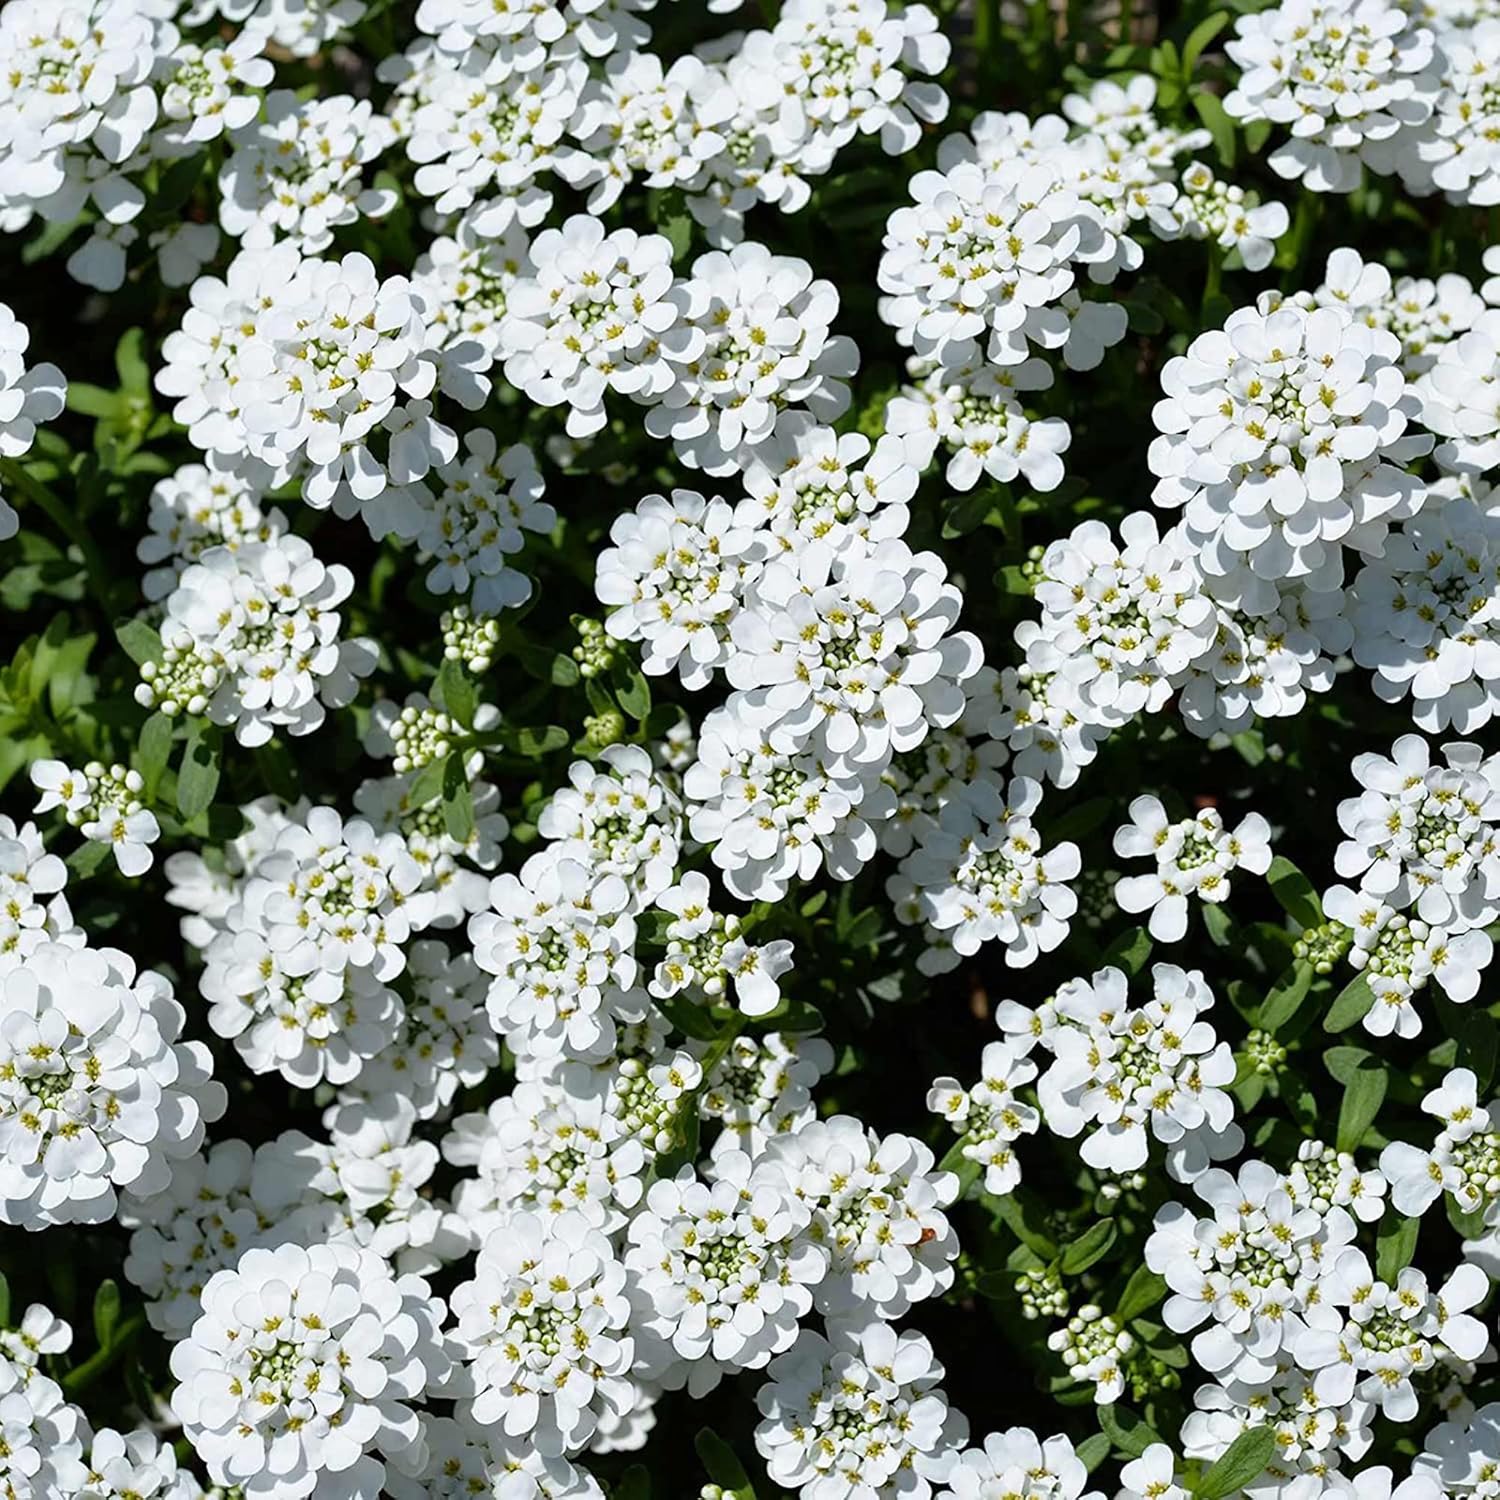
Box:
66;840;112;879
1259;961;1314;1034
93;1280;121;1350
1266;856;1323;930
1376;1214;1420;1283
1323;1044;1374;1085
994;1190;1059;1259
614;1466;652;1500
695;1429;755;1497
1101;926;1153;978
1323;972;1375;1033
66;383;121;419
1335;1056;1388;1153
0;1273;8;1328
1182;12;1230;74
441;752;475;843
436;658;477;729
653;992;723;1041
1115;1263;1168;1322
612;660;652;721
136;712;173;800
937;1134;982;1195
114;328;150;399
177;718;221;820
114;617;163;668
1190;89;1237;169
1196;1425;1277;1499
1099;1403;1163;1459
405;755;446;810
662;212;694;261
1201;901;1234;947
1447;1194;1488;1239
1074;1431;1110;1474
1060;1218;1117;1274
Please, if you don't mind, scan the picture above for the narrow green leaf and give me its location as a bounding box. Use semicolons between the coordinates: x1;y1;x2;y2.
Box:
436;658;477;729
1115;1263;1168;1322
1060;1218;1117;1274
65;383;121;419
176;718;221;820
1099;1403;1163;1458
1101;926;1153;978
1196;1425;1277;1499
1259;961;1313;1034
1182;12;1230;75
612;661;652;721
115;617;163;668
1266;856;1323;930
1074;1431;1110;1474
0;1272;10;1327
1323;973;1375;1033
136;712;173;800
1190;90;1236;169
93;1279;121;1350
65;840;112;879
653;992;722;1041
695;1429;755;1497
114;328;150;399
441;752;475;843
1375;1214;1420;1283
994;1191;1059;1258
1335;1057;1388;1153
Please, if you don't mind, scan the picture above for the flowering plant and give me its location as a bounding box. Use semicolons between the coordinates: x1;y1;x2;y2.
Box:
1;3;1500;1499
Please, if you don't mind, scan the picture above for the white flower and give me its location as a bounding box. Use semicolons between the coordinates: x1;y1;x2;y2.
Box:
626;1154;825;1382
927;1040;1039;1197
1415;307;1500;471
497;216;679;439
697;1031;835;1159
939;1428;1104;1500
538;745;682;907
241;0;369;58
30;760;160;877
1177;162;1290;272
1333;733;1500;931
760;1115;958;1318
595;490;768;690
0;942;225;1229
1223;0;1442;193
469;852;639;1062
735;415;921;551
219;92;396;254
559;51;723;213
1115;1445;1186;1500
726;535;984;769
152;222;223;288
1284;1139;1388;1223
1112;795;1273;942
155;31;273;151
170;1240;449;1499
1028;514;1217;727
1033;963;1241;1180
137;531;378;745
388;1414;604;1500
340;940;498;1119
451;1209;635;1457
1403;21;1500;204
136;458;280;603
61;1426;205;1498
755;1323;965;1500
1296;1251;1489;1420
1047;1303;1137;1404
374;432;552;613
886;358;1073;494
1145;1158;1358;1383
877;728;1010;858
1416;1402;1500;1494
0;0;161;234
1380;1066;1500;1224
1150;299;1431;586
0;304;66;541
239;804;434;981
646;242;859;475
1313;246;1484;375
444;1072;647;1240
0;1354;86;1498
684;701;893;902
1349;497;1500;733
895;776;1079;971
877;158;1112;371
0;816;73;965
962;662;1107;791
648;872;795;1019
412;208;532;369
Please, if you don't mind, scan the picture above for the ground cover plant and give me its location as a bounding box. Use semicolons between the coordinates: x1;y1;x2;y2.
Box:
3;1;1500;1498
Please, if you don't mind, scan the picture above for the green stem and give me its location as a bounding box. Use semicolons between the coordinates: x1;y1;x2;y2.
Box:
0;456;112;609
1204;243;1223;304
62;1313;144;1395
